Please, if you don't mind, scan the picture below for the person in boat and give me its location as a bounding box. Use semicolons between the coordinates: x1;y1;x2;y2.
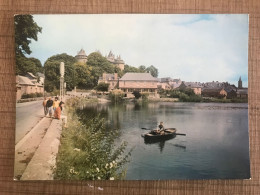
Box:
158;122;165;135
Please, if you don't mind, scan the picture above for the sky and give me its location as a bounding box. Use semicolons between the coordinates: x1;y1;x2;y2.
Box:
27;14;249;87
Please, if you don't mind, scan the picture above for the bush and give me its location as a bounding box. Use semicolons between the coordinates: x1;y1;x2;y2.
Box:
36;92;43;97
21;92;42;99
95;82;109;92
50;87;60;96
109;89;125;103
132;91;141;99
141;92;149;101
54;98;132;180
179;93;189;102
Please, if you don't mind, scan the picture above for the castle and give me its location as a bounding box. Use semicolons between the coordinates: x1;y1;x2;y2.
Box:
75;49;125;71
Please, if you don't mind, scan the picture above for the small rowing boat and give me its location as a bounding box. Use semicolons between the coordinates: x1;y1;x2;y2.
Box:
141;128;177;143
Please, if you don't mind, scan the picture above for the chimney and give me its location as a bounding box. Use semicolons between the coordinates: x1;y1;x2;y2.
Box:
114;73;118;80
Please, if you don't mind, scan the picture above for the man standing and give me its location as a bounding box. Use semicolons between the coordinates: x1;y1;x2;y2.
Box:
42;97;48;116
53;96;60;112
46;97;53;118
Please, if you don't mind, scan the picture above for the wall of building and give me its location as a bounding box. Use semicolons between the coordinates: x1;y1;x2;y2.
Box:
192;87;202;95
119;80;157;89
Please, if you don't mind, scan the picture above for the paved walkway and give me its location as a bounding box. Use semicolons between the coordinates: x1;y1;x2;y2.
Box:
21;119;62;180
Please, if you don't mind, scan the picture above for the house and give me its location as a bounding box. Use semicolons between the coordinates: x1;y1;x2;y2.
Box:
202;88;227;98
98;73;119;90
178;82;202;95
224;84;237;99
157;77;172;90
119;73;158;97
236;88;248;98
172;79;182;88
157;77;182;90
16;74;44;100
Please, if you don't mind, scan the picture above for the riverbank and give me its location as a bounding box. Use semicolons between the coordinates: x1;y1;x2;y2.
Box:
54;97;132;180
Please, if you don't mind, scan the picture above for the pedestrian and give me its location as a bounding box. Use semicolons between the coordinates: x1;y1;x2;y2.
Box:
46;97;53;118
54;101;67;128
42;97;48;116
53;96;60;112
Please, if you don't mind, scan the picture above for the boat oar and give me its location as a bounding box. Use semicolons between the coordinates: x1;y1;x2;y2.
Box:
141;128;152;130
175;133;186;136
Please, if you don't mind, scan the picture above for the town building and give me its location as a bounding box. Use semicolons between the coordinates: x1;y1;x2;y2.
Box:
178;82;202;95
75;49;88;63
119;73;158;97
201;88;227;98
238;76;243;89
224;84;238;99
106;51;125;71
16;73;44;100
236;88;248;98
157;77;182;90
98;73;119;91
236;76;248;98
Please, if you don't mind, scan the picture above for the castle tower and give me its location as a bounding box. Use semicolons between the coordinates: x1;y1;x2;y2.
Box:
114;55;125;71
238;76;242;89
107;51;115;63
106;51;125;71
75;49;88;63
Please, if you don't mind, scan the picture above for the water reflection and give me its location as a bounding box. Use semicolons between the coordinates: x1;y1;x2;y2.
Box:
76;102;250;180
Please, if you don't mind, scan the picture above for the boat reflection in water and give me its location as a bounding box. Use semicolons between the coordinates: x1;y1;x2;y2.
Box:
143;130;177;153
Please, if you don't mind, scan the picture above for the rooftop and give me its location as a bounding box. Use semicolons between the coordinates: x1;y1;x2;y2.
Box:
76;49;87;56
120;73;158;81
18;75;35;86
183;82;202;88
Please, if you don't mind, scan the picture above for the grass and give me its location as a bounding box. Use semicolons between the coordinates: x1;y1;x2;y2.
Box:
54;97;132;180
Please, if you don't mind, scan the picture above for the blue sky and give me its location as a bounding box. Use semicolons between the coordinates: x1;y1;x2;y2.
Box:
27;14;249;87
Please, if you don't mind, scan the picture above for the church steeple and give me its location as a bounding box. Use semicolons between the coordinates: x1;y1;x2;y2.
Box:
238;76;242;89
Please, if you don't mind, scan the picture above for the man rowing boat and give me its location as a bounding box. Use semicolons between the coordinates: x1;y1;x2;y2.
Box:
151;122;165;135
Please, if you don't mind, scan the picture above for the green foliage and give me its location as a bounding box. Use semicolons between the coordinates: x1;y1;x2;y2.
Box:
14;15;42;56
21;92;43;99
54;98;131;180
138;65;146;72
141;92;149;101
159;89;202;102
109;89;125;103
145;65;158;78
44;53;77;92
74;63;94;89
123;65;142;73
16;55;43;75
95;82;109;92
132;91;141;99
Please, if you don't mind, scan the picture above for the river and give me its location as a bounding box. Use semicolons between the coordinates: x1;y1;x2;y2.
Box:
77;102;250;180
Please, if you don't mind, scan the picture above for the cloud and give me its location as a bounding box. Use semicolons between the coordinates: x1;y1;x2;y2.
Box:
28;14;248;86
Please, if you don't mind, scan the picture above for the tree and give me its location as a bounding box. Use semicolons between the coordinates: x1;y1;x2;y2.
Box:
95;82;109;92
87;52;114;73
132;91;141;99
16;56;43;75
44;53;76;92
74;63;94;89
123;65;142;73
87;52;116;86
145;65;158;77
138;65;146;72
15;15;42;56
15;15;42;75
